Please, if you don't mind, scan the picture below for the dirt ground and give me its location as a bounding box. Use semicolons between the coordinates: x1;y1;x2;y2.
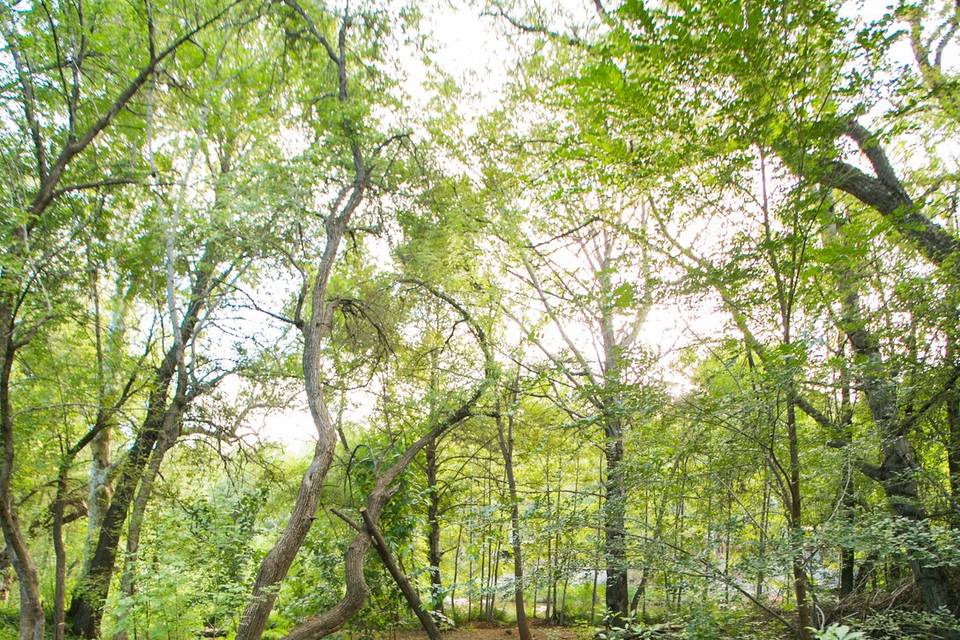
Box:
379;622;583;640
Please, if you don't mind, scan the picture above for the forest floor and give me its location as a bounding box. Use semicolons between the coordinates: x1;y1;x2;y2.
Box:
380;622;583;640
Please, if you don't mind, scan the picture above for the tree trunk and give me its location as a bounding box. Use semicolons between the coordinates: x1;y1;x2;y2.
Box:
477;468;492;620
283;374;490;640
362;508;442;640
426;435;444;612
591;459;603;625
949;381;960;516
68;342;185;637
551;477;560;623
838;339;856;599
233;9;371;635
68;386;170;637
234;134;363;640
0;333;45;640
544;479;551;622
757;469;770;599
114;382;186;640
946;330;960;521
84;425;112;571
723;492;731;606
487;528;502;622
496;407;532;640
69;253;213;637
604;414;629;624
235;419;338;640
468;527;474;621
629;570;645;615
0;549;12;603
451;524;462;616
786;399;814;640
832;221;957;617
532;549;540;619
53;461;69;640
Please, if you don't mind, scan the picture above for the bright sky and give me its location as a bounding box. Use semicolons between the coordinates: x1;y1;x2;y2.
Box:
247;1;519;449
238;0;952;450
246;3;705;450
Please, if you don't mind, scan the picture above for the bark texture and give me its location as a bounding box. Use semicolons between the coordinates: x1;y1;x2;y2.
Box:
234;90;365;640
826;215;957;617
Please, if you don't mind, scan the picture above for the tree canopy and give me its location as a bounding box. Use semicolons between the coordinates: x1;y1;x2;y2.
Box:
3;1;960;639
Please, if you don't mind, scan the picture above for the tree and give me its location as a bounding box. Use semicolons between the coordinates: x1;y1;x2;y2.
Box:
0;1;241;636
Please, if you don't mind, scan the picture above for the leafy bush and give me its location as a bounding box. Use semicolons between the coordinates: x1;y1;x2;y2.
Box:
860;609;960;639
814;624;865;640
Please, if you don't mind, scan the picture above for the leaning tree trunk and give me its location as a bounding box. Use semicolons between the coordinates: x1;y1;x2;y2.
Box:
838;253;956;616
69;274;208;638
280;279;494;640
67;379;173;637
361;509;442;640
114;377;187;640
285;371;491;639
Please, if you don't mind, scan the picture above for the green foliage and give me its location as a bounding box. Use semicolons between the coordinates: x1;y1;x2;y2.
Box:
3;1;960;640
861;609;960;639
814;624;866;640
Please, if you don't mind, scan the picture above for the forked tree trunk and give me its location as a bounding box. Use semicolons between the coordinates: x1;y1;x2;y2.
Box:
285;380;490;639
67;380;175;637
233;333;341;640
279;280;494;640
